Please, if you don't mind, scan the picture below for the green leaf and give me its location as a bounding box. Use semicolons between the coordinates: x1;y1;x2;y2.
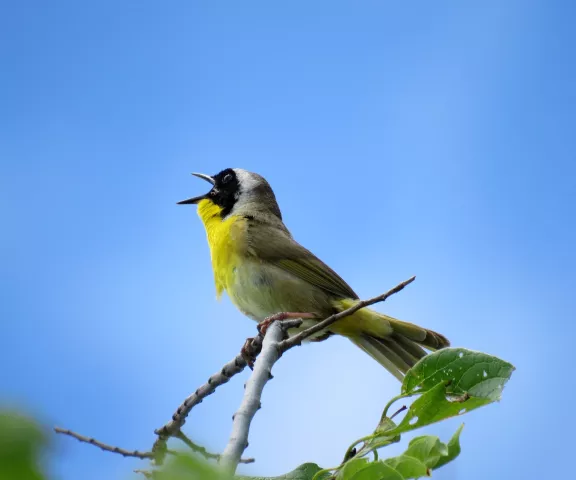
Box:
389;381;488;435
380;430;463;478
239;463;328;480
402;348;515;400
0;411;47;480
156;452;225;480
347;462;405;480
336;458;370;479
383;455;428;479
403;435;448;468
384;349;514;436
434;424;464;469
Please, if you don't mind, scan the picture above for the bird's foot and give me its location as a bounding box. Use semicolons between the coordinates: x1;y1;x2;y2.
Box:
257;312;316;337
242;313;315;368
241;337;259;370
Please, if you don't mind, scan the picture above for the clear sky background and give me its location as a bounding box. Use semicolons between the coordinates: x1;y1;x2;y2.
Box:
1;1;574;479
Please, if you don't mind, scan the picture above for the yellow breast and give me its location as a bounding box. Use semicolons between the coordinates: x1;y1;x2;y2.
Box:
197;199;247;298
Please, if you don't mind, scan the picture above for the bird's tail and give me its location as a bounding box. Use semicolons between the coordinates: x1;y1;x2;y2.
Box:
332;300;450;381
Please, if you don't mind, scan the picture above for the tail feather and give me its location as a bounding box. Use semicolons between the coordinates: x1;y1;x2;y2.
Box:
385;316;449;351
349;316;450;381
331;300;450;380
392;333;428;359
383;335;421;365
350;337;405;381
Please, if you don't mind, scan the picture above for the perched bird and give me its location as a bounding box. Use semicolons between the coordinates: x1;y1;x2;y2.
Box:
178;168;449;380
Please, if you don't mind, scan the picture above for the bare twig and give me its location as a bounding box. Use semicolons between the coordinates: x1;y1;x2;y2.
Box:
175;431;255;464
54;427;154;459
53;428;254;466
152;335;263;463
219;321;285;473
279;275;416;350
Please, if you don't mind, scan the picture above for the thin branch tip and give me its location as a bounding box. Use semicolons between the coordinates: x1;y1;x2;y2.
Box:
54;427;153;459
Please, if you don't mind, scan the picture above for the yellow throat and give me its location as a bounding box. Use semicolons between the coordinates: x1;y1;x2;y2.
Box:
196;198;245;299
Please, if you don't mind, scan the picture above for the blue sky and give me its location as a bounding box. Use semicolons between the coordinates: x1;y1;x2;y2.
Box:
1;1;575;479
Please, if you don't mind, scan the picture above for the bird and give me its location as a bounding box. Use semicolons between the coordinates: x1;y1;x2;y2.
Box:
178;168;449;381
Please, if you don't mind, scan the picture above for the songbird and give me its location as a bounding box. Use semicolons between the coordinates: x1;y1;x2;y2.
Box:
178;168;449;380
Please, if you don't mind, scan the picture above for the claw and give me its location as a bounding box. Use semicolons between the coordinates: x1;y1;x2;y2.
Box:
257;312;315;336
241;337;258;369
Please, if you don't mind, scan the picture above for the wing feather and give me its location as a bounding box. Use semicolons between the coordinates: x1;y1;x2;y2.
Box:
246;221;359;300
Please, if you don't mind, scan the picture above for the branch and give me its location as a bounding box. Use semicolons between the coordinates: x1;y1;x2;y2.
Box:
54;427;154;459
152;335;263;462
219;276;416;474
279;275;416;350
53;427;254;466
219;321;285;473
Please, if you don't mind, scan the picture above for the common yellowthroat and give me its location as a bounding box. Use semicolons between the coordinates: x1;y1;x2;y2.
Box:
178;168;449;380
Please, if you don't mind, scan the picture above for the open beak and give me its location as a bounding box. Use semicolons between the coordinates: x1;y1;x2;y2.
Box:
177;172;215;205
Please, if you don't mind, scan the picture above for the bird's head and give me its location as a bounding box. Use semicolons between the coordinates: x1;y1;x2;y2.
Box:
178;168;282;220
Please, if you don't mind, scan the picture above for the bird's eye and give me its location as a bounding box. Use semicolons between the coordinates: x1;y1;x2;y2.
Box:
222;174;232;184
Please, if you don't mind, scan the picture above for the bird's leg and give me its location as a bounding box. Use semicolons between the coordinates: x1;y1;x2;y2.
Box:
257;312;316;337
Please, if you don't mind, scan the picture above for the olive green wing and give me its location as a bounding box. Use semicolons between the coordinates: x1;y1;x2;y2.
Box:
247;223;359;300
